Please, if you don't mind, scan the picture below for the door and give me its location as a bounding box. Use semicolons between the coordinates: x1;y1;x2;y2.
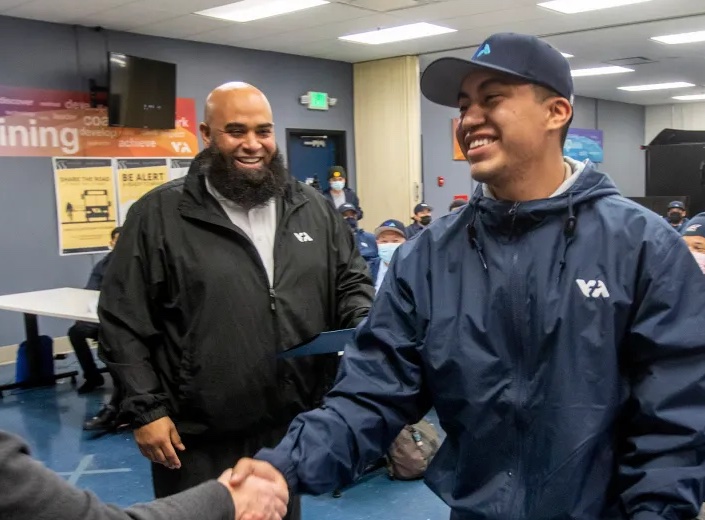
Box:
286;130;347;192
646;144;705;215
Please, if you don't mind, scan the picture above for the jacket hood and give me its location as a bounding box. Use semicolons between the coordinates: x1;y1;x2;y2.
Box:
473;158;620;233
465;159;621;273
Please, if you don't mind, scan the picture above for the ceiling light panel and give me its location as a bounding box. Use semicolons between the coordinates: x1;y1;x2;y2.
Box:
195;0;329;23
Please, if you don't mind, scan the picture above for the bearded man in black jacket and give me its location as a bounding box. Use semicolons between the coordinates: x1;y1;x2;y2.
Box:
98;82;374;520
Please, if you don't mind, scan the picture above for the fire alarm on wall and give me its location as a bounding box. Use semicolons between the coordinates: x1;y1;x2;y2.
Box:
437;176;445;187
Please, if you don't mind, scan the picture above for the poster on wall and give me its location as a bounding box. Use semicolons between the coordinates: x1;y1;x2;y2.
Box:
0;85;198;158
116;158;169;224
169;158;193;180
564;128;604;163
53;157;117;256
451;118;464;161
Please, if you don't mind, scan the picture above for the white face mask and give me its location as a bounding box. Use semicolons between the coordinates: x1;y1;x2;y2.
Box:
692;251;705;274
378;242;401;264
330;180;345;191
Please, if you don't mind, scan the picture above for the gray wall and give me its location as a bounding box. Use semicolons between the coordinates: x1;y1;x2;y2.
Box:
0;15;354;347
419;58;646;216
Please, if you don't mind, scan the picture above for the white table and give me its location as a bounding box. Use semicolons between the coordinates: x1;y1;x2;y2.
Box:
0;287;99;396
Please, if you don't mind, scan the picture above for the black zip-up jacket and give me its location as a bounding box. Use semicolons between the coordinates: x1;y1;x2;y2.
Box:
98;155;374;436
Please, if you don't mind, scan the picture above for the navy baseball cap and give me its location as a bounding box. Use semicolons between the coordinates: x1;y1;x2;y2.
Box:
413;203;432;214
421;32;574;108
338;203;357;214
375;219;407;239
668;200;686;210
682;214;705;238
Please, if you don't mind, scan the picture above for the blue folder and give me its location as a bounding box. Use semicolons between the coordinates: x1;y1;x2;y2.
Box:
277;328;355;359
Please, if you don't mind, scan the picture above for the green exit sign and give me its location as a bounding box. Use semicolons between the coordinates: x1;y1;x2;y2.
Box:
307;91;329;110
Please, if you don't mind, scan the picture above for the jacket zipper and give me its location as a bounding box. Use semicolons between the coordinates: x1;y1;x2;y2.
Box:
268;198;309;320
507;202;527;517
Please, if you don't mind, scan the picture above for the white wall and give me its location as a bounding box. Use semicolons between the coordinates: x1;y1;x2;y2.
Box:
645;102;705;144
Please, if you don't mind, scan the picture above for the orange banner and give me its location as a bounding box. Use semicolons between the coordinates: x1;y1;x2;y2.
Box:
0;85;197;157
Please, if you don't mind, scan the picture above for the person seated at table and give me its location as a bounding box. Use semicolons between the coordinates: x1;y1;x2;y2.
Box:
67;227;121;394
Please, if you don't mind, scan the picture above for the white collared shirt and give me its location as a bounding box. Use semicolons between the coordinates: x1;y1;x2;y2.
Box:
205;177;277;287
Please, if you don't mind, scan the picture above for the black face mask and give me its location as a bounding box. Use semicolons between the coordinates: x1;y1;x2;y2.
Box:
667;211;683;224
345;216;358;230
419;215;432;226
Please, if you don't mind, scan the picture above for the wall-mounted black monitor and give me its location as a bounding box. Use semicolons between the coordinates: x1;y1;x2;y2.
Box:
108;52;176;129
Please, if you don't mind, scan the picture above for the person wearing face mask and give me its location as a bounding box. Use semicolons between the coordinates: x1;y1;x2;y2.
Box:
681;213;705;274
368;219;407;294
664;200;689;233
323;167;363;220
406;203;432;239
338;203;378;264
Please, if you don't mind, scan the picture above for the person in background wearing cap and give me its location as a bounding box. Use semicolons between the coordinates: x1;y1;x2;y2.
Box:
681;213;705;274
406;202;432;238
664;200;689;233
367;219;407;294
229;33;705;520
323;166;363;219
339;202;378;265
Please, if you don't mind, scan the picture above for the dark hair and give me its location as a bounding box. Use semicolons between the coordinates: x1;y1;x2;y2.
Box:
111;227;122;240
449;199;468;212
533;85;571;148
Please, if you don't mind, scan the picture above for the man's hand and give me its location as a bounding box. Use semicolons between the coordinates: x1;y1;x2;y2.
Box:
218;469;289;520
134;416;185;469
229;458;287;490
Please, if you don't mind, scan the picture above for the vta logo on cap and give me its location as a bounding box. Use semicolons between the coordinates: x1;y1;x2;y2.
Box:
386;221;397;227
475;43;491;58
687;224;702;232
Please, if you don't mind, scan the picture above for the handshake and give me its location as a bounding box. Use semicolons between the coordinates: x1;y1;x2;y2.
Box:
217;458;290;520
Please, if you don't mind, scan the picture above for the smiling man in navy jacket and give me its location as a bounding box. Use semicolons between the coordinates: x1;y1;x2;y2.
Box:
232;33;705;520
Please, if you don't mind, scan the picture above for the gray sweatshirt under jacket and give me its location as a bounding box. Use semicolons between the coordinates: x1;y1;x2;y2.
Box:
0;431;234;520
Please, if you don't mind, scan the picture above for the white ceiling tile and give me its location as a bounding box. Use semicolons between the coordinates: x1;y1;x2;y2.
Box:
0;0;28;12
334;0;436;13
235;13;403;47
132;14;233;37
4;0;132;21
389;0;524;21
188;23;284;44
75;5;182;31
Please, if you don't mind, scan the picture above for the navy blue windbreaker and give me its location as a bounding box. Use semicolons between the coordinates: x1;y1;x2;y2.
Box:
257;162;705;520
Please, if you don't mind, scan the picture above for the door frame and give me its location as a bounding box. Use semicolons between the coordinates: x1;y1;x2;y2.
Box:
285;128;348;186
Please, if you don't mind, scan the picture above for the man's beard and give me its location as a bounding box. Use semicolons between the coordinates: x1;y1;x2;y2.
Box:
204;144;289;209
